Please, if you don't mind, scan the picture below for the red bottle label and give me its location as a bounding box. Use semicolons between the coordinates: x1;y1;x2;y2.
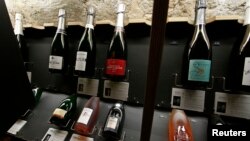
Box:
105;59;126;76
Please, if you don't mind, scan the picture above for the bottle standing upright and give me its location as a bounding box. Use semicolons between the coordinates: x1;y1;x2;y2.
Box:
105;3;128;81
228;0;250;92
74;6;96;77
14;13;29;63
14;13;32;82
48;9;69;74
181;0;211;89
102;102;125;140
74;96;100;135
49;94;77;127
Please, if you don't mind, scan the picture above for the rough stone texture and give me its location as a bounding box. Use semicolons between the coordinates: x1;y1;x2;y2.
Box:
4;0;246;29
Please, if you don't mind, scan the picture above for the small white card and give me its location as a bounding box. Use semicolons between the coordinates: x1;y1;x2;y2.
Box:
27;71;32;83
41;128;68;141
7;119;27;135
69;133;94;141
214;92;250;119
171;87;205;112
77;77;99;96
103;80;129;101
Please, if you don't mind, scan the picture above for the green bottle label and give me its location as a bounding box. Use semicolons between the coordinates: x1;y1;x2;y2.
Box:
188;59;211;82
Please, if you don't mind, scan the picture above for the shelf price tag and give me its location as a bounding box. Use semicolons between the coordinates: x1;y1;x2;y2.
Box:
214;92;250;119
77;77;99;96
7;119;27;135
103;80;129;101
171;87;205;112
41;128;68;141
69;133;94;141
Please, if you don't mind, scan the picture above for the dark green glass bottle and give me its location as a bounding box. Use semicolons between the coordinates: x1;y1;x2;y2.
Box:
181;0;211;89
105;3;127;81
48;9;69;74
103;101;125;140
74;6;96;77
32;87;43;105
49;94;77;127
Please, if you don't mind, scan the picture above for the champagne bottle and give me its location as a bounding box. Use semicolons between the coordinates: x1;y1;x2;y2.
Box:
228;0;250;92
49;94;77;127
74;6;96;77
14;13;33;83
168;109;194;141
105;3;128;81
181;0;211;89
102;102;125;140
74;96;100;135
48;9;69;74
14;13;29;62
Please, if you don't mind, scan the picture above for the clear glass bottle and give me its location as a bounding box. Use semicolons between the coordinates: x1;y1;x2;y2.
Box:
74;96;100;135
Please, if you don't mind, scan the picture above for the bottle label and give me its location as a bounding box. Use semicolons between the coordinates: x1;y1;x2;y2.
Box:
77;108;93;125
75;51;87;71
49;55;63;70
174;125;190;141
242;57;250;86
52;108;67;119
105;59;126;76
188;59;211;82
106;117;118;129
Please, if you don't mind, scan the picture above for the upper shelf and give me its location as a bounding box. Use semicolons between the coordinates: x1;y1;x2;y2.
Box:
5;0;246;29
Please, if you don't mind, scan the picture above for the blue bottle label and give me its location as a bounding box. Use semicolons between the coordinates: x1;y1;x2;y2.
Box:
188;59;211;82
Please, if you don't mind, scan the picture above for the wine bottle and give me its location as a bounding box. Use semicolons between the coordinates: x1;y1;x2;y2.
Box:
74;6;96;77
14;13;33;83
105;3;128;81
14;13;29;63
102;102;125;140
32;87;43;105
168;109;194;141
49;94;77;127
74;96;100;135
181;0;211;89
228;0;250;92
48;9;69;74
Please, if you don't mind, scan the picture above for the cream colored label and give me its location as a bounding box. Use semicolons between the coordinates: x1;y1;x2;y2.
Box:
106;117;118;129
242;57;250;86
77;108;93;125
49;55;63;70
52;108;67;119
70;133;94;141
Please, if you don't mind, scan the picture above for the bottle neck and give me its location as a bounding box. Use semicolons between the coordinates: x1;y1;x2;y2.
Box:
115;12;124;31
194;8;206;26
14;18;24;35
85;14;94;29
57;16;66;33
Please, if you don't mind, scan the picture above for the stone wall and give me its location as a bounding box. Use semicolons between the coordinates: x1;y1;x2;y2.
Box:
4;0;246;29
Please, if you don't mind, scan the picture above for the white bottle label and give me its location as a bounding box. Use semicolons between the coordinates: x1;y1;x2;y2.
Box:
106;117;118;129
49;55;63;70
242;57;250;86
27;71;32;83
77;108;93;125
75;51;87;71
52;108;67;119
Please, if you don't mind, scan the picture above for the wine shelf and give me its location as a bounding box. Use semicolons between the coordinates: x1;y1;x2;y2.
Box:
8;91;208;141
